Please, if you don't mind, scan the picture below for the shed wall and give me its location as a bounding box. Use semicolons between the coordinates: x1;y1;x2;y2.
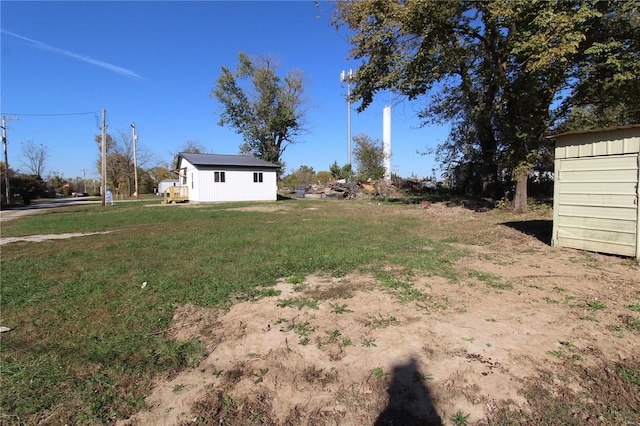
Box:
552;127;640;258
178;158;277;202
195;167;277;202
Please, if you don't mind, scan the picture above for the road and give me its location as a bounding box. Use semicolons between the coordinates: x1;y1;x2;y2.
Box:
0;198;101;222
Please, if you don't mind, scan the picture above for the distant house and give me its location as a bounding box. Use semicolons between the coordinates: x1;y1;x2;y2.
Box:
552;125;640;259
175;153;280;203
157;179;179;195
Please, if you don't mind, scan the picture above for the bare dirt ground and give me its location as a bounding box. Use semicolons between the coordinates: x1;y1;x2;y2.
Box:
116;203;639;426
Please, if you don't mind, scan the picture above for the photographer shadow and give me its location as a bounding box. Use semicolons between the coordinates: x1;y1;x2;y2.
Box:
375;358;442;426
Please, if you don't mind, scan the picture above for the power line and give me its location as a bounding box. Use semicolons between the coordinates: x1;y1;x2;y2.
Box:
0;111;98;117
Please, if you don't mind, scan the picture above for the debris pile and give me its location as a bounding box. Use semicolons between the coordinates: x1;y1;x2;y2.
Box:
292;179;405;200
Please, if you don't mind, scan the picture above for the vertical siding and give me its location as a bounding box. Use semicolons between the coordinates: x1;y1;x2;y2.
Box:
552;154;638;257
196;167;277;202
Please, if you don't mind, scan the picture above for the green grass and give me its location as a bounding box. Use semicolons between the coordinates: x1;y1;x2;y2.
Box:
4;200;633;423
0;201;470;423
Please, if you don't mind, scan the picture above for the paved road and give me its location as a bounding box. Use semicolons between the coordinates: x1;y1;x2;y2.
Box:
0;198;101;222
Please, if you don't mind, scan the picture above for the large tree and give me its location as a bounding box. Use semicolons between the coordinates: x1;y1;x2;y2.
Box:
95;130;153;197
212;52;309;166
352;133;385;181
20;140;49;178
333;1;638;211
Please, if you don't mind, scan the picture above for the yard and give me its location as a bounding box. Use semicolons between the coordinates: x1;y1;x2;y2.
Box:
1;199;638;425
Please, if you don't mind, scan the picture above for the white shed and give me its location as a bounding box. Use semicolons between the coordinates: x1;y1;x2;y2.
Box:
552;125;640;258
157;179;179;195
175;153;280;203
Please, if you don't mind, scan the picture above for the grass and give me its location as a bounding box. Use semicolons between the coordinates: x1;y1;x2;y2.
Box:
1;199;637;424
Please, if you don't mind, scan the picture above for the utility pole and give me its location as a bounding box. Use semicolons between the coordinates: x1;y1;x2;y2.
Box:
101;109;107;207
131;122;139;199
1;116;19;204
340;69;353;166
82;169;87;193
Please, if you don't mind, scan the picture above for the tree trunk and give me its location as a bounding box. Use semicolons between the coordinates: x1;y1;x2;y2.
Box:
513;168;529;212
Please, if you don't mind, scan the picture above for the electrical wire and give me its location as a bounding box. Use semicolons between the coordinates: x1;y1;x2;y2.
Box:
0;111;98;117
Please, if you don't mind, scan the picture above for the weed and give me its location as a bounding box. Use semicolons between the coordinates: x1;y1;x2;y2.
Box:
462;337;475;343
366;314;397;329
212;370;223;378
362;338;377;347
253;368;269;384
277;298;319;310
328;329;341;341
255;288;281;298
548;350;563;358
450;410;470;425
285;275;305;285
617;365;640;386
619;314;640;332
468;270;513;290
581;316;598;322
485;318;497;322
372;367;386;378
629;304;640;312
415;372;433;381
329;303;353;314
375;271;427;302
172;384;184;393
287;320;314;336
586;300;607;311
553;285;566;293
342;338;353;347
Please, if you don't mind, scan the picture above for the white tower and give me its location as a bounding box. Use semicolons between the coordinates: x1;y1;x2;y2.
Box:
383;105;392;180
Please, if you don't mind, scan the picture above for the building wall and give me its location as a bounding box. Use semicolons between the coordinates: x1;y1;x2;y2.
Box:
158;180;179;194
178;158;277;202
552;127;640;258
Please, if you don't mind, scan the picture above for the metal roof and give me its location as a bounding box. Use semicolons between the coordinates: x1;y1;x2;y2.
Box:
177;153;280;169
554;124;640;139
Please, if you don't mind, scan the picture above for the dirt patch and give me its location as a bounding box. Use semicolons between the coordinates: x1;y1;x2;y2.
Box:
225;204;293;213
118;205;639;425
0;231;114;246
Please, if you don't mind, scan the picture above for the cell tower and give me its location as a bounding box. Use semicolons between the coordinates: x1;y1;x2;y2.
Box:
383;105;391;180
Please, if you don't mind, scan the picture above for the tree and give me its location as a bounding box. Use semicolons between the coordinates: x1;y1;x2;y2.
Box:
333;1;637;211
212;52;309;166
10;174;47;204
95;129;154;197
556;1;640;131
20;140;49;178
171;140;207;167
281;165;316;187
352;134;385;180
329;161;354;181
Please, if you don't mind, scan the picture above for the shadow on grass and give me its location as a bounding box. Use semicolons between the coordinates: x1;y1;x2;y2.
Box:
502;219;553;245
375;358;442;426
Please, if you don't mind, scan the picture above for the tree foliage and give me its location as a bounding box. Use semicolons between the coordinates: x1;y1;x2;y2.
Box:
352;133;385;181
329;161;354;181
281;165;316;187
333;1;639;210
9;174;47;204
95;130;154;197
212;52;309;166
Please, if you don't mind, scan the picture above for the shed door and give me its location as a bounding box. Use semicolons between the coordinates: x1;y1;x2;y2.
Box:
554;154;639;257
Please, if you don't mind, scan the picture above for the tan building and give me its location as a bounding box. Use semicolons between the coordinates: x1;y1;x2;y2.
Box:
552;125;640;259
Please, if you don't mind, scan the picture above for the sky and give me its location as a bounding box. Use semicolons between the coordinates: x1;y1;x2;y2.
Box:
1;1;449;181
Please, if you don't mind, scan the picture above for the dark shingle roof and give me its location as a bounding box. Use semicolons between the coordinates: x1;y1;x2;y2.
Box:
177;153;280;169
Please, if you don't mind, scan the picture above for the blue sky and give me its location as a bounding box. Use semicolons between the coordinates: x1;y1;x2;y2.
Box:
1;1;448;181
